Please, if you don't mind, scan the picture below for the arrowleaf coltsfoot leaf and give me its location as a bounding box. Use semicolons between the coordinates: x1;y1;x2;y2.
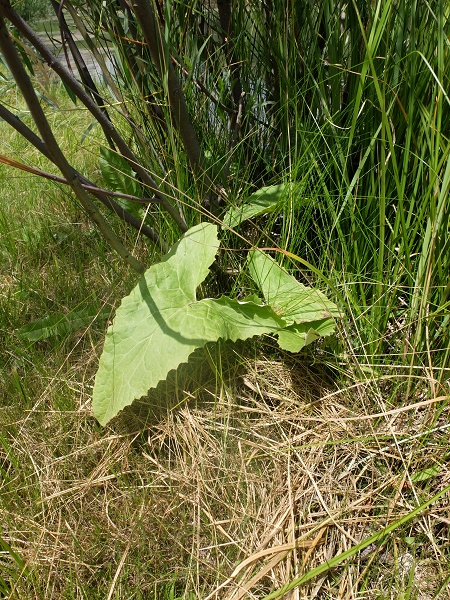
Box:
93;224;339;425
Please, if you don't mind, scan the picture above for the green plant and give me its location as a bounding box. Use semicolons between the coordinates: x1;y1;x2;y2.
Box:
1;4;449;593
1;0;448;372
93;222;339;424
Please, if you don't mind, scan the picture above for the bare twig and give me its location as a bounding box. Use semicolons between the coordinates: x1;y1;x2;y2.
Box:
0;153;161;205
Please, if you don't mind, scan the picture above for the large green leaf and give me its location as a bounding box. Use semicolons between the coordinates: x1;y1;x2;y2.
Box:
93;224;339;425
92;224;285;425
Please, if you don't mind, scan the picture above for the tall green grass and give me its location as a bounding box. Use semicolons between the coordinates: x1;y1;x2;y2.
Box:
237;0;449;373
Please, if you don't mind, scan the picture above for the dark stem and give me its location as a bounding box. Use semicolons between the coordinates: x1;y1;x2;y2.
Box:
222;91;246;181
50;0;115;148
171;54;234;117
217;0;243;110
115;0;167;128
130;0;214;204
2;2;188;232
0;10;145;273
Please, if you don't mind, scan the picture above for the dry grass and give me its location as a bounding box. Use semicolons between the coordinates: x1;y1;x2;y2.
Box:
1;351;449;599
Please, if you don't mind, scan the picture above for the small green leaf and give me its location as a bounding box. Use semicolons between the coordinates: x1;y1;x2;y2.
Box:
223;184;313;229
248;250;340;324
410;464;442;483
223;184;286;228
35;91;58;109
18;309;109;341
277;319;336;352
99;146;142;211
61;80;78;104
19;313;68;341
81;120;99;142
16;43;34;76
